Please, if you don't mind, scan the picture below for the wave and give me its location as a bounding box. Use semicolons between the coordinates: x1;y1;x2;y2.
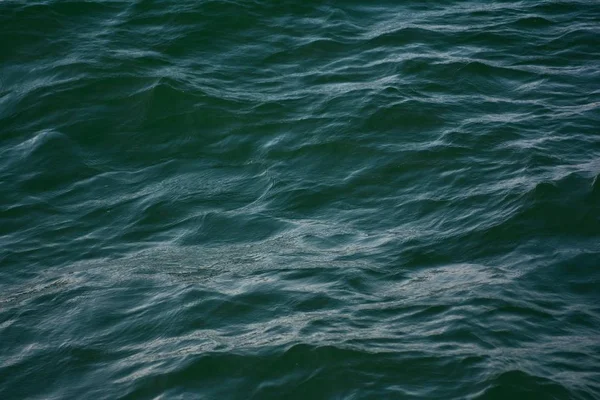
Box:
1;0;599;399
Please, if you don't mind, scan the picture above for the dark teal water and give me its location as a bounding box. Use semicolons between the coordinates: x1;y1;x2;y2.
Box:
1;1;599;399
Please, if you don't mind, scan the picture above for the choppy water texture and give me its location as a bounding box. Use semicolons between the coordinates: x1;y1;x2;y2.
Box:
1;0;600;399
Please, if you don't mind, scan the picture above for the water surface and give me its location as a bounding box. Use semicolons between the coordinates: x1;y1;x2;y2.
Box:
1;1;599;399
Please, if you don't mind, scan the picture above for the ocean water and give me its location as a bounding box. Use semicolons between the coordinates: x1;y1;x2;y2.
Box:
1;0;599;399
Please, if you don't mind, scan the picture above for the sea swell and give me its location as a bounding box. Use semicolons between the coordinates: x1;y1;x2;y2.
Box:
1;0;599;399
